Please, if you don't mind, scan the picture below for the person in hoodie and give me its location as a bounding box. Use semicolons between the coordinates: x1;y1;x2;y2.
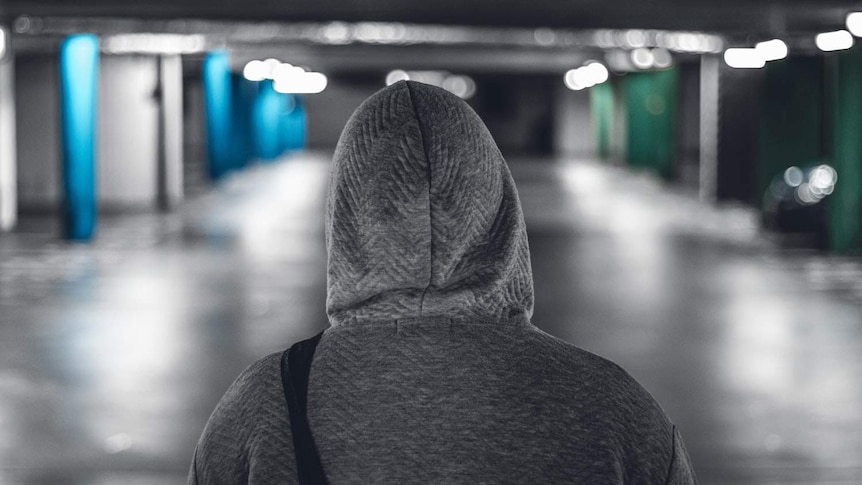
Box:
188;80;697;484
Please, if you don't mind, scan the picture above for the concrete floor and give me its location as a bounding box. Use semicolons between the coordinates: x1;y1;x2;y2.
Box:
2;153;862;484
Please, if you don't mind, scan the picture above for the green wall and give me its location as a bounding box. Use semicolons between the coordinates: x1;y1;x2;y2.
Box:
754;50;862;252
830;45;862;252
622;68;677;179
756;56;824;200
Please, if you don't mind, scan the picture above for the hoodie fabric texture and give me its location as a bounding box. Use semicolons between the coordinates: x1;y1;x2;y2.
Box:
189;81;697;484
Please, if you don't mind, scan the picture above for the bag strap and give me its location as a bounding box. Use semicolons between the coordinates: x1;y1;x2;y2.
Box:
280;331;329;485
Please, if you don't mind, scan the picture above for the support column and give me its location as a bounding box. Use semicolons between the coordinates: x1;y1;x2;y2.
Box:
0;25;16;232
281;95;306;152
610;82;627;164
157;54;183;210
829;45;862;252
698;55;719;203
59;34;99;241
230;73;255;170
202;51;232;181
622;67;678;179
252;80;282;161
590;82;613;160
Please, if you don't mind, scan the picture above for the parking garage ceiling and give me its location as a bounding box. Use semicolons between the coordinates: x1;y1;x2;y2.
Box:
2;0;861;37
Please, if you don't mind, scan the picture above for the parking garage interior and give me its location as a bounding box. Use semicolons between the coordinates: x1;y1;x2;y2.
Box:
2;1;862;484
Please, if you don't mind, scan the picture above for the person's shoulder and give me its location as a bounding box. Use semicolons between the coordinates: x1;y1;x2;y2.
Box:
522;326;672;424
223;351;284;401
523;326;633;374
521;326;685;480
190;351;294;484
200;351;286;442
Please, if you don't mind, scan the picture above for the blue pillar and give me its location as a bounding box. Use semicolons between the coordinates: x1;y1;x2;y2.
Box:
59;34;99;241
202;51;232;181
253;80;283;161
281;95;307;152
231;74;256;169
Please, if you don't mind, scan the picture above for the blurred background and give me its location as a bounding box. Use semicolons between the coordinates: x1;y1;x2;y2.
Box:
1;1;862;484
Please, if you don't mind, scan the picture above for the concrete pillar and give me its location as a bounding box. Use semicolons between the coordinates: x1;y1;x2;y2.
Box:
675;61;701;192
699;55;719;203
158;54;183;210
590;82;613;160
0;25;17;231
610;82;627;164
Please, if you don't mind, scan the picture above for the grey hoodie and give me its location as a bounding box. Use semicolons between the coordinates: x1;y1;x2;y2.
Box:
189;80;696;484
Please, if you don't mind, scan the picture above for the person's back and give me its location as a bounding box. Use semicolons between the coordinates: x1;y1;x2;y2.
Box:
189;80;696;484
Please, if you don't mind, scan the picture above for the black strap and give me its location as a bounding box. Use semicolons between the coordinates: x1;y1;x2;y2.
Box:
280;331;329;485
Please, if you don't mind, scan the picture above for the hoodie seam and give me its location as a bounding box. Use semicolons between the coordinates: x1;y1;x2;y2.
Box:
328;314;533;328
404;81;434;317
327;320;535;336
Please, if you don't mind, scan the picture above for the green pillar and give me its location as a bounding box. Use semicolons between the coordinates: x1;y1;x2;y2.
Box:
830;45;862;252
756;56;824;200
590;82;613;160
623;68;677;179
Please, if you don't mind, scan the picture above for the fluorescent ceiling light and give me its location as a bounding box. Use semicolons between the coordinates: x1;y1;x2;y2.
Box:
564;62;609;91
243;60;267;81
847;12;862;37
102;34;204;54
274;72;328;94
723;48;765;69
815;30;853;52
755;39;788;61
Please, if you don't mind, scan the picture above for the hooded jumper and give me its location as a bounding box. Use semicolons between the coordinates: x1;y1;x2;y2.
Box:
189;81;697;484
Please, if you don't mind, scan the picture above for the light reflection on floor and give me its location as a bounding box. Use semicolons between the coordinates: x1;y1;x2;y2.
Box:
1;153;862;484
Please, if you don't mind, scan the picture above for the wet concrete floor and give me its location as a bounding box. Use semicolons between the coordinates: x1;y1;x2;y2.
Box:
1;153;862;484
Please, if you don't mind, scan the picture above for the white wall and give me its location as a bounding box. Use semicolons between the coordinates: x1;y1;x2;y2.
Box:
98;54;159;210
553;84;593;157
15;53;162;212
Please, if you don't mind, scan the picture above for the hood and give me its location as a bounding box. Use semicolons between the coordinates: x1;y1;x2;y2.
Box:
325;81;533;326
